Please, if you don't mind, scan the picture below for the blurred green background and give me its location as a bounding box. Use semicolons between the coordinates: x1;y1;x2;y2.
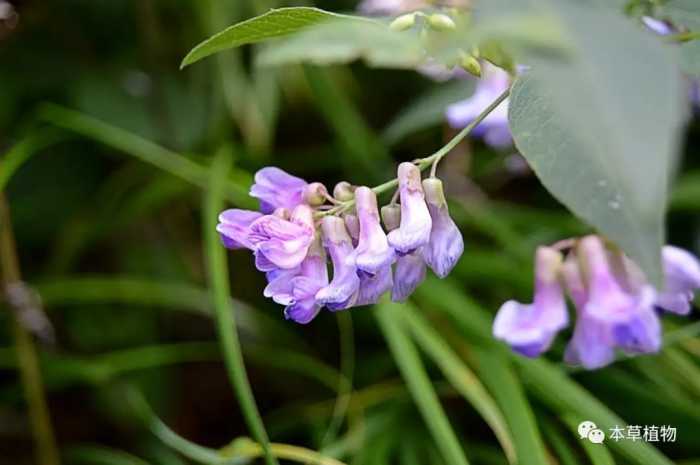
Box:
2;1;700;464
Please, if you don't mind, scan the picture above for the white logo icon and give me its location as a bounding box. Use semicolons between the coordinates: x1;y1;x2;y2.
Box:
578;421;605;443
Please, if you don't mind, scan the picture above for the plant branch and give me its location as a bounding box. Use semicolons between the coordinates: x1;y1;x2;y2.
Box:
320;86;511;217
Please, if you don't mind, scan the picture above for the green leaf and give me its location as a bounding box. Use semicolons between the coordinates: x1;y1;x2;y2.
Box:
382;79;475;145
376;300;470;465
680;41;700;77
257;18;423;69
181;7;357;68
507;2;686;285
659;0;700;77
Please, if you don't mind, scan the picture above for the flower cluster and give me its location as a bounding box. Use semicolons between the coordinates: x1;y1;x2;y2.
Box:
493;235;700;369
217;164;464;323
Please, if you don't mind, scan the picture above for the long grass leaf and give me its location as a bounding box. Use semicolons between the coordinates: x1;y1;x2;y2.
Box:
376;299;470;465
401;304;517;464
203;148;277;465
37;103;254;208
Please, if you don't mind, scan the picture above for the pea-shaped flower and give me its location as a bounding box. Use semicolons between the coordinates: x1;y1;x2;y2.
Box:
387;162;432;255
247;205;315;270
249;167;308;214
217;209;262;249
422;178;464;278
353;186;395;275
383;203;426;302
493;246;569;357
577;236;660;356
284;237;329;324
315;216;361;310
656;246;700;315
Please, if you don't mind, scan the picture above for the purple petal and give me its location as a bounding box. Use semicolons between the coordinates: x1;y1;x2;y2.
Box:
315;217;361;310
642;16;673;36
355;265;393;306
387;163;432;254
422;179;464;278
216;209;263;249
392;250;426;302
564;314;616;370
354;187;395;275
492;246;567;357
248;206;315;270
249;166;308;213
445;62;511;148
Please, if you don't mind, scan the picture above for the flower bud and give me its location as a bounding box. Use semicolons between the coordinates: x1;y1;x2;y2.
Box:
389;13;416;32
303;182;329;207
381;204;401;231
460;54;481;78
427;13;456;31
333;181;355;202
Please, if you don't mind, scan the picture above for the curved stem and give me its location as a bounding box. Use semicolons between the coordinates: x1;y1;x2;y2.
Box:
319;87;511;217
0;195;61;465
204;149;278;465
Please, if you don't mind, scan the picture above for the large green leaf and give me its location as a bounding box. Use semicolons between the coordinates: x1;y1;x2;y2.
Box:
506;2;686;284
257;19;423;69
660;0;700;77
181;7;360;69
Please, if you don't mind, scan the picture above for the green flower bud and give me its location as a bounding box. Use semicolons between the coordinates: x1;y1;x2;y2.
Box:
333;181;355;202
303;182;329;206
389;13;416;32
381;204;401;231
460;54;482;77
427;13;456;31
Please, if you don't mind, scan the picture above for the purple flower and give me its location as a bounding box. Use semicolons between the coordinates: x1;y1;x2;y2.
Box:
247;205;315;270
656;246;700;315
355;265;394;306
315;217;361;310
421;178;464;278
264;267;301;306
642;16;673;36
217;209;263;249
284;238;329;324
577;236;660;357
562;256;616;369
249;167;308;214
387;163;432;255
392;251;426;302
446;62;512;148
493;246;569;357
353;186;396;275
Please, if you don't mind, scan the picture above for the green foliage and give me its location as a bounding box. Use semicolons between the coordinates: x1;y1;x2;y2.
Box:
181;7;361;68
506;1;685;285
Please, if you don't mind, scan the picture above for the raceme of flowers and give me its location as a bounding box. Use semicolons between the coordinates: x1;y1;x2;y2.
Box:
217;164;464;324
493;235;700;369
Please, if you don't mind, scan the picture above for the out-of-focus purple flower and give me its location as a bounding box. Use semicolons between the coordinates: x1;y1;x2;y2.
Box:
217;209;262;249
655;246;700;315
250;167;308;214
493;246;568;357
353;186;396;275
248;205;315;270
315;217;361;310
421;178;463;278
642;16;673;36
392;251;426;302
284;238;329;324
388;163;432;255
356;265;394;306
578;236;661;357
358;0;467;15
446;62;512;148
562;256;616;369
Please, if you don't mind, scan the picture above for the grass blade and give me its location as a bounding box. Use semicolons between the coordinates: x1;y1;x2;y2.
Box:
376;299;470;465
401;304;517;464
203;147;277;465
37;103;254;208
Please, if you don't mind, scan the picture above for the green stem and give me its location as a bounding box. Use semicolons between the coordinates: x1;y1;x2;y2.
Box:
320;87;511;217
204;149;278;465
0;195;61;465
